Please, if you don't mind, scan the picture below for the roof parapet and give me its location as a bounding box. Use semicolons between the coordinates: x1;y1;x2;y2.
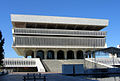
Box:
11;14;109;27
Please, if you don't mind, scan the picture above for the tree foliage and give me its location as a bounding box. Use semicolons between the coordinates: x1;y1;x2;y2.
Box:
0;31;4;66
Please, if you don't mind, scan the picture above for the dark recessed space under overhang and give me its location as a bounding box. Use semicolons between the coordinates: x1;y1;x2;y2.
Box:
13;22;106;31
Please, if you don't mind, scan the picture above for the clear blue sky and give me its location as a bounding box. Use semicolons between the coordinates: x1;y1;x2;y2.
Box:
0;0;120;58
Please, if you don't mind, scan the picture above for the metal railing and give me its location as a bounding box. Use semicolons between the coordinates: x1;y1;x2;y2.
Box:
3;58;45;72
86;58;120;65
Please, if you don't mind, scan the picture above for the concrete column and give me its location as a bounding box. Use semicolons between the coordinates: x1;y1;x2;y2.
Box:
34;51;37;58
54;50;57;59
74;51;77;59
44;50;47;59
64;50;67;60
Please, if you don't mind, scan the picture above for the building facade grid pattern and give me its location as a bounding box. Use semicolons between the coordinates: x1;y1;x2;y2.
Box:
14;36;105;47
14;28;106;37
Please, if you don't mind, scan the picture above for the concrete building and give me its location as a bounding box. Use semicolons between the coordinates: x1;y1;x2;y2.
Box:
4;14;109;72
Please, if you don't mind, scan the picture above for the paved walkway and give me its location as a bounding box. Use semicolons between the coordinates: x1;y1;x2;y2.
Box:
0;72;97;81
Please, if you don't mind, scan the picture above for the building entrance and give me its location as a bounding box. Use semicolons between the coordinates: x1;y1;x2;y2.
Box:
67;50;74;59
36;50;44;60
47;50;54;59
77;50;84;59
57;50;64;59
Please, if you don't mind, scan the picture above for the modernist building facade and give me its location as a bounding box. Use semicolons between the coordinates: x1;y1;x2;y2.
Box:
11;14;108;60
3;14;109;72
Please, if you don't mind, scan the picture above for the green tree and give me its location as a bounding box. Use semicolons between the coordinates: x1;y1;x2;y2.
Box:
0;31;4;66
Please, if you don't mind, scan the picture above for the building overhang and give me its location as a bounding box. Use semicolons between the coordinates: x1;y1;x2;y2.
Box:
11;14;109;30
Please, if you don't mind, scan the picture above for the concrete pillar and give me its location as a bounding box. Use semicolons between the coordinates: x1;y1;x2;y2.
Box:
54;50;57;59
34;51;37;58
64;50;67;60
74;51;77;59
44;50;47;59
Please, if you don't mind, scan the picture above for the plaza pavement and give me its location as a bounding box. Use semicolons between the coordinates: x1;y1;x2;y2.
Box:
0;72;97;81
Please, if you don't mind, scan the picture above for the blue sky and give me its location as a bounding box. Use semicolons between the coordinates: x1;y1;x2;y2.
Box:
0;0;120;58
